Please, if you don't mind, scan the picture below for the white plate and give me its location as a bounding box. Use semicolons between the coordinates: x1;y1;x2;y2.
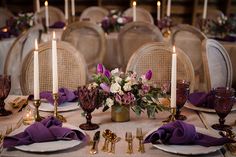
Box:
29;101;80;112
13;123;85;152
185;101;236;113
149;127;222;155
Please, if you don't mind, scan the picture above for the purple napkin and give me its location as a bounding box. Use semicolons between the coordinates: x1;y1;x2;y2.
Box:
144;120;234;147
3;116;86;148
188;91;215;109
40;88;77;105
49;21;65;29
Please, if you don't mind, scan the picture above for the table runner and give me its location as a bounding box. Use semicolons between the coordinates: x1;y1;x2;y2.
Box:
0;96;225;157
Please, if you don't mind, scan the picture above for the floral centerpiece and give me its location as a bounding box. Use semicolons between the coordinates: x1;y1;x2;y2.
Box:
156;16;173;38
206;15;236;41
90;64;169;121
101;10;132;33
0;12;34;39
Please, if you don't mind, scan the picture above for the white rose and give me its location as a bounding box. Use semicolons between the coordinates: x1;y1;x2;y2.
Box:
112;15;118;19
88;82;98;90
111;68;119;76
105;98;114;107
117;17;124;24
125;76;131;82
123;82;132;91
110;82;121;93
114;76;122;83
141;75;148;83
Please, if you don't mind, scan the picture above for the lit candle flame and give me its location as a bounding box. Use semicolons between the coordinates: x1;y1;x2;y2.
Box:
157;1;161;6
2;28;7;32
133;1;136;6
44;1;48;6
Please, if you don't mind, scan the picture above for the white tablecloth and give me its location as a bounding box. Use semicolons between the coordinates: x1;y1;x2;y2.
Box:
0;96;228;157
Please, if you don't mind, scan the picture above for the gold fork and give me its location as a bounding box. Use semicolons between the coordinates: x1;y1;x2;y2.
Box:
125;132;133;154
136;128;145;153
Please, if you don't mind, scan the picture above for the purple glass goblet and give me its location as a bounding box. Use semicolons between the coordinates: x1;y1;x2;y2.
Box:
175;80;190;120
77;87;100;130
0;75;12;116
212;87;235;131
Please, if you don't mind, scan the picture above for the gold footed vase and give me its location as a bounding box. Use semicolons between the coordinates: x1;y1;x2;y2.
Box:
111;104;130;122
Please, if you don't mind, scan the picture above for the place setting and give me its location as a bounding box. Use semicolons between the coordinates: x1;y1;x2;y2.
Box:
1;0;236;157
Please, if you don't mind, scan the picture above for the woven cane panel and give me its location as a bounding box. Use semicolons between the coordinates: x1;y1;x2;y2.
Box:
127;42;195;92
63;28;100;62
174;31;202;70
133;49;191;85
172;24;207;91
21;42;87;95
119;23;163;67
37;6;65;25
207;46;228;88
79;7;108;24
4;25;43;94
123;8;154;24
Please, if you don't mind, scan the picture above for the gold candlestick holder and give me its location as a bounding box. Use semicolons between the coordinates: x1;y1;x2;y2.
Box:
33;99;44;122
163;107;176;123
53;93;67;122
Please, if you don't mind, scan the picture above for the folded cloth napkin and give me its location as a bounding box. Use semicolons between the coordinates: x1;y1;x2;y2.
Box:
144;120;234;147
3;116;86;148
39;87;77;105
188;91;215;109
49;21;65;29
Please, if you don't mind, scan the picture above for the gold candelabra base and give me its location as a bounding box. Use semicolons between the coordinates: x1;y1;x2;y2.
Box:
53;93;67;123
163;108;176;123
33;99;44;122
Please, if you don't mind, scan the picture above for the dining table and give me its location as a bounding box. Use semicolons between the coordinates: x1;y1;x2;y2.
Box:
0;95;235;157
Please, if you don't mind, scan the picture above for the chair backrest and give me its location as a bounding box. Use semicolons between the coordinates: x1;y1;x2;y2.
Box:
61;21;106;71
0;7;14;28
202;39;232;91
36;6;65;26
123;7;154;24
79;6;108;24
118;21;163;69
20;41;87;95
4;24;43;94
171;24;207;91
126;42;195;92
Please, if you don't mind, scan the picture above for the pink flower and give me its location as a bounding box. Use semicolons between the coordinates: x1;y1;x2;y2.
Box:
100;83;110;93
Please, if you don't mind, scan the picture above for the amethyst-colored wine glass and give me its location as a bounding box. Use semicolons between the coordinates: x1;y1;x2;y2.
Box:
175;80;190;120
212;87;235;131
0;75;12;116
77;87;100;130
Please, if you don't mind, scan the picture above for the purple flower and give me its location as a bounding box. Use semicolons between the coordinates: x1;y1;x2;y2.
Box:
142;84;150;94
100;83;110;93
104;70;111;78
97;64;104;74
145;70;152;80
